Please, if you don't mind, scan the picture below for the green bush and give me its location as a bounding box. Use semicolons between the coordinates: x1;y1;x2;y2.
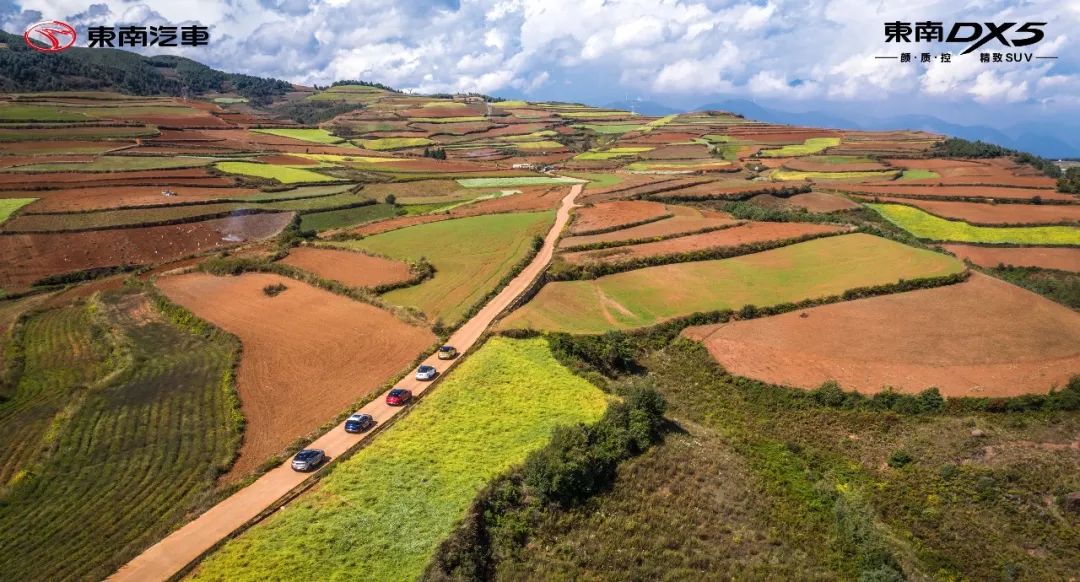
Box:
887;450;914;468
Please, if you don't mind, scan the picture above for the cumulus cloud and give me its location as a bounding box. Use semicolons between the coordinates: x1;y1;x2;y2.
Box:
1;0;1075;116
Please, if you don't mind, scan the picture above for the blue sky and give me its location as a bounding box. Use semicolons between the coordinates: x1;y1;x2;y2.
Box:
4;1;1077;133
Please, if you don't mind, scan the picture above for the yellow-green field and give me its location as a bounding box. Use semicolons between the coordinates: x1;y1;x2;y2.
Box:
189;337;608;582
759;137;841;157
0;198;37;223
215;161;338;183
500;234;964;334
358;137;435;150
771;169;899;181
251;128;345;144
868;203;1080;245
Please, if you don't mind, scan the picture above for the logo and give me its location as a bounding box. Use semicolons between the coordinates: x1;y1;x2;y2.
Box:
23;20;77;53
875;21;1056;64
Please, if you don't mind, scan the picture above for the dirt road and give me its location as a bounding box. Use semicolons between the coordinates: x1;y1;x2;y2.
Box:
108;184;581;582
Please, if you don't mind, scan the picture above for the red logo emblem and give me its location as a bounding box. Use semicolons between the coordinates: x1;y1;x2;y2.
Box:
23;20;78;53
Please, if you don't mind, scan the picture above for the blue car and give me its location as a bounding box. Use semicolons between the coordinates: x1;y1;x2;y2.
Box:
344;413;375;433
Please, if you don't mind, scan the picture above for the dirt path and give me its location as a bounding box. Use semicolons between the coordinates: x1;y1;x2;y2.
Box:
108;183;582;582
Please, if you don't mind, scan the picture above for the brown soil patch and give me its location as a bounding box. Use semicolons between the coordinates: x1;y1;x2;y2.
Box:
684;273;1080;397
787;192;861;212
562;221;846;264
942;245;1080;272
455;186;564;215
0;213;291;289
783;158;890;173
570;200;670;234
1;186;257;212
561;206;738;248
860;197;1080;224
279;247;413;287
156;272;434;481
880;158;1056;188
837;184;1075;202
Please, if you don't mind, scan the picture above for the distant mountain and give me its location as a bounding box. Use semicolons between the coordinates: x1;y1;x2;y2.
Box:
0;30;291;105
602;100;680;116
694;99;1079;158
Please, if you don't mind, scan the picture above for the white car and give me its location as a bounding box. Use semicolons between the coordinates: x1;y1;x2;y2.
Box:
415;365;437;381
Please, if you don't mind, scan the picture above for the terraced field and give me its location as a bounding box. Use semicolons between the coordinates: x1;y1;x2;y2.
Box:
251;128;344;144
868;203;1080;245
214;161;338;184
298;202;398;231
330;211;554;325
759;137;840;157
0;292;240;581
502;234;964;333
188;337;609;582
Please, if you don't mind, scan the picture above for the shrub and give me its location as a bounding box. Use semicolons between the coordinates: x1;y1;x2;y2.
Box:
887;450;914;469
262;283;287;297
385;194;397;205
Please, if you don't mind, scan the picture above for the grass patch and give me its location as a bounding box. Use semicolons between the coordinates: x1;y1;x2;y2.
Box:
359;137;435;150
0;291;240;581
899;169;941;180
215;161;337;184
330;211;553;325
190;337;608;582
251;128;344;144
0;126;156;141
987;266;1080;309
565;173;626;188
456;176;584;188
0;104;87;121
0;198;36;223
868;204;1080;245
501;233;964;333
772;169;898;181
575;123;647;135
298;203;398;231
759;137;841;157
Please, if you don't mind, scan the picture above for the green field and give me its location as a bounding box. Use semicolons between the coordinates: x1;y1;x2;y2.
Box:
899;169;941;180
0;292;240;581
251;128;344;144
330;211;553;325
359;137;435;150
298;203;399;231
0;104;87;121
0;126;157;141
215;161;338;183
574;147;653;161
407;116;487;123
625;160;734;172
575;123;647;134
772;169;898;181
565;172;626;188
456;176;584;188
190;337;608;582
6;156;212;173
868;203;1080;245
513;140;564;150
759;137;841;158
501;233;964;333
0;198;36;223
212;97;248;104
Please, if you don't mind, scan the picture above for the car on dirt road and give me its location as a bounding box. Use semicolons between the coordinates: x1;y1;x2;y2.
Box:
415;365;437;381
437;346;458;360
344;413;375;433
291;449;325;472
386;388;412;406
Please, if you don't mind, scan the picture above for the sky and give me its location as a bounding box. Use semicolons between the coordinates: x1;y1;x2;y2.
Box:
3;0;1077;136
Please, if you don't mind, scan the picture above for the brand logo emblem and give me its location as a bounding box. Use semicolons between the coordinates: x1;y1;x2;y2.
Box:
24;20;78;53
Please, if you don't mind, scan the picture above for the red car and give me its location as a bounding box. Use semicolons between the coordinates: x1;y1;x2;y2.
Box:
385;388;412;406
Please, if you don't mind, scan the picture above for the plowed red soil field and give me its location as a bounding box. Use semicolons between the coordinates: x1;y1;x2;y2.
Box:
2;186;256;212
683;274;1080;397
157;272;434;481
560;206;738;248
787;192;860;212
858;197;1080;225
942;244;1080;272
836;184;1075;202
561;221;846;264
570;200;670;234
885;158;1058;188
0;213;291;288
783;158;890;172
623;131;703;144
279;247;414;287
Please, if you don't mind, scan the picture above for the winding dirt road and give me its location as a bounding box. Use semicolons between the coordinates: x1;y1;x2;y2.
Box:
109;183;582;582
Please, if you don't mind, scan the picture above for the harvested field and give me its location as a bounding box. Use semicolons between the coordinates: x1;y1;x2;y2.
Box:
0;167;225;187
787;192;860;212
782;156;889;172
570;201;669;234
942;244;1080;272
0;213;292;289
561;222;847;265
1;186;259;212
683;274;1080;396
835;184;1073;202
504;234;964;333
279;247;414;287
560;206;738;249
858;197;1080;225
157;272;434;481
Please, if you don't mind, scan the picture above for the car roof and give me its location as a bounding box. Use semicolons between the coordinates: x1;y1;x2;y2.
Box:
296;449;321;458
439;346;454;350
389;388;408;394
419;365;434;370
347;413;370;420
